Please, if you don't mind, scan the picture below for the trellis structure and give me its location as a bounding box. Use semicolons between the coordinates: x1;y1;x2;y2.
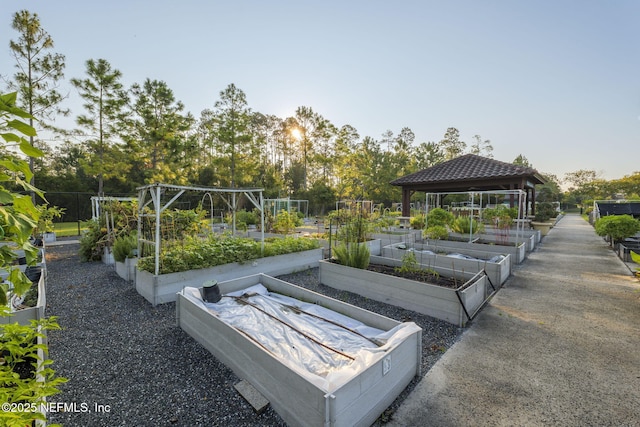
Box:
264;198;309;218
425;189;528;245
137;183;265;276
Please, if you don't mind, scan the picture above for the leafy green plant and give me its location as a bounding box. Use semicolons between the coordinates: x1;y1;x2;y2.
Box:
394;251;440;279
450;216;484;234
0;91;66;426
426;208;454;228
137;235;320;274
424;225;449;240
333;242;370;269
595;215;640;246
410;214;425;230
35;204;65;234
534;202;556;222
631;250;640;277
272;209;301;234
113;232;138;262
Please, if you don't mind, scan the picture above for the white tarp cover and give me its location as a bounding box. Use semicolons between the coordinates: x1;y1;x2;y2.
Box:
182;284;420;392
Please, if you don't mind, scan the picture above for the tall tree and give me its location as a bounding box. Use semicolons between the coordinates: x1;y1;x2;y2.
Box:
201;83;253;188
8;9;67;194
469;134;493;158
439;127;466;160
414;141;444;170
71;59;128;195
513;154;532;167
127;79;195;185
292;106;328;190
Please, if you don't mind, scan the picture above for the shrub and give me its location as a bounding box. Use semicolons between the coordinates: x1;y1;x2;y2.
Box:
534;202;556;222
594;215;640;246
426;208;453;228
424;225;449;240
410;214;426;230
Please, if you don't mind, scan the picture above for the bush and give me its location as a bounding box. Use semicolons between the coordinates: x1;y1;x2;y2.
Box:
410;214;426;229
534;202;556;222
594;215;640;245
424;225;449;240
426;208;454;228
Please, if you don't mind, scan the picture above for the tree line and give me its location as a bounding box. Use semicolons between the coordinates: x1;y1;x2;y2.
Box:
3;10;638;215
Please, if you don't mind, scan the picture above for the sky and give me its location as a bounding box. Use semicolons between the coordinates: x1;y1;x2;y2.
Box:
1;0;639;185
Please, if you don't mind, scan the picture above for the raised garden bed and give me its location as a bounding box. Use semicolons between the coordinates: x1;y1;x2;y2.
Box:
177;273;422;427
382;242;511;286
318;257;491;327
115;257;137;282
448;231;536;252
418;237;526;267
0;267;46;326
136;248;323;305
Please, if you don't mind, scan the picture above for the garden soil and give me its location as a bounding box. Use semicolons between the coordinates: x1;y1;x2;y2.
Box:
388;213;640;427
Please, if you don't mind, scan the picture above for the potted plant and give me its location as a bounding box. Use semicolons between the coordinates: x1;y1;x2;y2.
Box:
530;202;556;236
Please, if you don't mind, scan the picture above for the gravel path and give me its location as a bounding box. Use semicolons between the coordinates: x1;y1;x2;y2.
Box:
45;242;462;426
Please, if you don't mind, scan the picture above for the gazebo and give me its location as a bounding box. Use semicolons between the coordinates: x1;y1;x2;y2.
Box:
390;154;546;217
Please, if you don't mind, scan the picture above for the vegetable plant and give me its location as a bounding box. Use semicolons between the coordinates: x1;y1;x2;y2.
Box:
0;91;66;426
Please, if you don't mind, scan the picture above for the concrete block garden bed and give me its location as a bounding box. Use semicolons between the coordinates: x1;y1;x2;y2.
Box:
177;273;422;427
318;257;491;327
136;248;323;305
382;242;511;286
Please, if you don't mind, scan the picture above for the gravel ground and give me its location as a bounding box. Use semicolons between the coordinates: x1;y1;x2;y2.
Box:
45;241;463;426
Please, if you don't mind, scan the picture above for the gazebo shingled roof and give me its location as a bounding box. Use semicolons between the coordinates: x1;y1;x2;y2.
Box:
390;154;546;216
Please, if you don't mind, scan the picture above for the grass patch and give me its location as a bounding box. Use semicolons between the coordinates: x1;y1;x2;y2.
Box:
53;221;87;237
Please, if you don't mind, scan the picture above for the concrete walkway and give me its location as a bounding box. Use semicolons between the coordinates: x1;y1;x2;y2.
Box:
389;213;640;427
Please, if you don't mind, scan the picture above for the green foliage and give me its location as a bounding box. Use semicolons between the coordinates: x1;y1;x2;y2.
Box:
483;206;517;226
0;91;65;426
272;209;301;234
35;204;65;234
0;92;44;302
534;202;556;222
113;232;137;262
426;208;454;228
333;242;370;269
424;225;449;240
394;251;440;279
594;215;640;245
0;317;67;427
410;214;426;229
262;236;320;257
631;251;640;277
450;216;483;234
395;251;420;274
137;235;320;274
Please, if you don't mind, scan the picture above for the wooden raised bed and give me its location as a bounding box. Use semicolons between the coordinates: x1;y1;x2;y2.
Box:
136;248;323;305
382;242;511;286
319;257;491;327
177;273;422;427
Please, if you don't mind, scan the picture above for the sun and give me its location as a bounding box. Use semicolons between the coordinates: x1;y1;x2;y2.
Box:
290;128;302;141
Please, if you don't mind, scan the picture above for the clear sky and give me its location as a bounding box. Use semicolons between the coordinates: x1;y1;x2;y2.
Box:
1;0;639;184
